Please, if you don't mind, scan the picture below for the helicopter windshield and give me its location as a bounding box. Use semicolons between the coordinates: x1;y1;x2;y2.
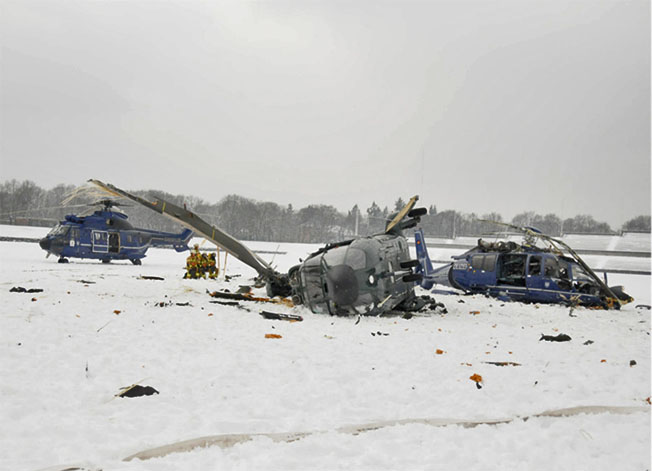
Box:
47;224;69;237
299;244;377;315
320;246;368;270
322;246;347;267
570;263;594;283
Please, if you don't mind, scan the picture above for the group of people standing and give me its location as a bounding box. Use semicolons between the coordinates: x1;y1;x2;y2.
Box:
183;244;219;279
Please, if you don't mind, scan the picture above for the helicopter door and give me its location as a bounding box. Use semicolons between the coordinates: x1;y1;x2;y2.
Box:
525;255;549;302
542;256;572;291
92;231;109;253
69;228;80;248
468;253;497;288
497;254;526;287
108;232;120;253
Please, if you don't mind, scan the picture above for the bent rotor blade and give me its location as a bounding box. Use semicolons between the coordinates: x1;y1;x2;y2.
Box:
88;179;275;279
385;195;419;234
539;233;622;306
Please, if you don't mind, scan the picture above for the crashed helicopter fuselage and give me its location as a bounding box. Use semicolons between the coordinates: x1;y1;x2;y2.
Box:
414;225;633;309
89;180;428;316
287;230;424;316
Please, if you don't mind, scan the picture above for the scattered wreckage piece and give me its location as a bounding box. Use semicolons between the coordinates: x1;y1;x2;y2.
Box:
540;333;572;342
259;311;303;322
116;384;159;398
146;300;192;307
483;361;522;367
206;289;294;307
9;287;43;293
139;275;165;281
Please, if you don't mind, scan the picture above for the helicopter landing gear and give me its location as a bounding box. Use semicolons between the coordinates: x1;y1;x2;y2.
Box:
57;257;69;264
130;259;142;266
101;259;111;264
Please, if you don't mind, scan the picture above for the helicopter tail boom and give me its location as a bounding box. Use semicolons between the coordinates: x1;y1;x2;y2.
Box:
146;228;193;252
414;228;459;291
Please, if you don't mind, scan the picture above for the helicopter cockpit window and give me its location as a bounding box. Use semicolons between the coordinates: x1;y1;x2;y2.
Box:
528;256;542;276
482;254;497;271
471;254;496;271
47;225;69;237
322;246;347;267
559;261;570;280
544;257;570;280
570;263;593;283
344;248;367;270
471;255;484;270
544;257;559;277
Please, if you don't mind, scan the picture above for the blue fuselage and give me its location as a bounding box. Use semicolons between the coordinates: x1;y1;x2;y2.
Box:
39;211;191;263
414;229;609;307
446;250;603;305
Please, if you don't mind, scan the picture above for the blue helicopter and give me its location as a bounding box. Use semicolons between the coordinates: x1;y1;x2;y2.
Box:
414;222;633;309
38;199;193;264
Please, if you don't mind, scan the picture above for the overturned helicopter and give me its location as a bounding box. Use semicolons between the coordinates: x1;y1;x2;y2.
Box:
89;179;430;316
415;222;633;309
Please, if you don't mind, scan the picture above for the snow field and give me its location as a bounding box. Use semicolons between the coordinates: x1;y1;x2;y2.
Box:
0;236;649;470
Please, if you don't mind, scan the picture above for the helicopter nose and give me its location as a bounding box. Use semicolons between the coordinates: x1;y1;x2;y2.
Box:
39;238;51;251
325;265;360;306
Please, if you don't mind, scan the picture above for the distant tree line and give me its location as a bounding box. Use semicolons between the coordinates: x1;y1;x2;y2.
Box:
1;179;649;243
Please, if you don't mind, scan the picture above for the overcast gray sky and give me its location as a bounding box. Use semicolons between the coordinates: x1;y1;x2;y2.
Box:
1;0;649;226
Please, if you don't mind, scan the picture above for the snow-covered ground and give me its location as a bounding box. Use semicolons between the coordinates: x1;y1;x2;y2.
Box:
0;227;650;471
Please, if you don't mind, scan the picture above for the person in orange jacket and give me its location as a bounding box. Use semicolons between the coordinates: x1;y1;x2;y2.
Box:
183;244;201;279
207;252;218;279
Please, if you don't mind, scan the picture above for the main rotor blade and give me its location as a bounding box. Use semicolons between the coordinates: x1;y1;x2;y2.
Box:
88;179;275;279
536;232;622;306
385;195;419;234
0;204;88;217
